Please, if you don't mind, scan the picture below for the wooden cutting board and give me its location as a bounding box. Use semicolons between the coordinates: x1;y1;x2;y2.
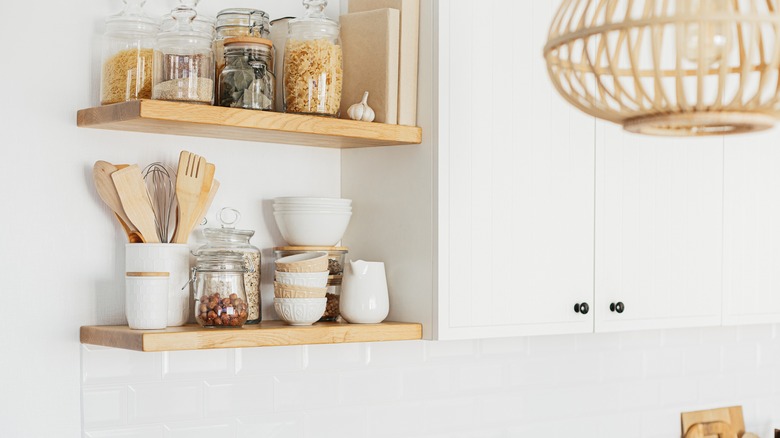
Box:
681;406;745;438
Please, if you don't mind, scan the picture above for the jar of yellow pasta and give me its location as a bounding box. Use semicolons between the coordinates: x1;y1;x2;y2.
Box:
283;0;343;117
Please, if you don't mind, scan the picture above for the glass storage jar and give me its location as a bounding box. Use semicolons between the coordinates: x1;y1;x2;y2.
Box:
195;208;262;324
215;9;271;104
152;0;215;104
283;0;343;117
192;252;248;327
218;38;275;110
274;246;347;321
99;0;158;105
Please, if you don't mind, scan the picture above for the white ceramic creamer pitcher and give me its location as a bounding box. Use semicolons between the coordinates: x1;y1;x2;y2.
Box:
340;260;389;324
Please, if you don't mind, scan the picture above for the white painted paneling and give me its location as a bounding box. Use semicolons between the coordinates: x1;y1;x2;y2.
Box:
724;129;780;324
437;0;595;338
595;122;723;332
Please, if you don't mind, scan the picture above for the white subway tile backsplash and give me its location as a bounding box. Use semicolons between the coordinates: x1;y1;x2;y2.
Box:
163;350;235;379
85;426;164;438
82;386;127;429
304;406;368;438
340;368;403;405
367;340;425;367
203;377;274;418
273;372;341;412
305;343;367;371
163;421;234;438
424;339;478;360
127;382;202;424
83;325;780;438
82;345;162;385
236;346;304;376
235;413;304;438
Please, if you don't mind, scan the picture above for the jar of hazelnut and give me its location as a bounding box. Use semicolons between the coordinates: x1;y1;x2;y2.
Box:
192;252;248;328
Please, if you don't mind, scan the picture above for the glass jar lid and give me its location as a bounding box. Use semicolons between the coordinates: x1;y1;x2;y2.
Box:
217;9;270;38
157;0;213;48
289;0;340;39
195;252;246;272
201;207;256;243
106;0;158;34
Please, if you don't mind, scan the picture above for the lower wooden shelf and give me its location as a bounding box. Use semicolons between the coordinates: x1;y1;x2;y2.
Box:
80;320;422;352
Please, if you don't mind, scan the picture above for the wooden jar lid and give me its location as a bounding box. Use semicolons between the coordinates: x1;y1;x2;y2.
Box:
274;246;348;251
224;36;273;47
126;272;170;277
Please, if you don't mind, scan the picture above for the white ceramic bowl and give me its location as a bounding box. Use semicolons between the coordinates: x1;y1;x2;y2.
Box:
273;204;352;212
274;297;327;326
274;197;352;206
275;270;329;288
274;211;352;246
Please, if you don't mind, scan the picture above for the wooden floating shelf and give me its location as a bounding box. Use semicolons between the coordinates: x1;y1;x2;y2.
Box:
77;100;422;148
80;321;422;352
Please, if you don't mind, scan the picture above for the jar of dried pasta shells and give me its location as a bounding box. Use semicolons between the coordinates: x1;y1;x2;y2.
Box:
99;0;158;105
195;208;262;324
284;0;343;117
274;246;347;321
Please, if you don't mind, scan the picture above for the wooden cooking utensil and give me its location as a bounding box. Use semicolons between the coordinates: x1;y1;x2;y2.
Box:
683;421;737;438
194;178;220;227
111;164;160;243
93;161;143;243
681;406;745;438
192;163;216;225
172;151;206;244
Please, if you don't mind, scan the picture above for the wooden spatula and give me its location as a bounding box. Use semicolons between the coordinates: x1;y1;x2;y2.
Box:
172;151;207;244
93;161;143;243
112;164;160;243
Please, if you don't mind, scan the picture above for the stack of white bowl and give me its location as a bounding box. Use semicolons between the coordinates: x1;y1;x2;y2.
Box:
273;197;352;246
273;252;329;326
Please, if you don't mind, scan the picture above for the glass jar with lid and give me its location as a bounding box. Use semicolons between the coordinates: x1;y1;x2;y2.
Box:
215;9;271;68
152;0;215;104
195;208;262;324
100;0;158;105
192;252;248;327
218;38;275;110
283;0;343;117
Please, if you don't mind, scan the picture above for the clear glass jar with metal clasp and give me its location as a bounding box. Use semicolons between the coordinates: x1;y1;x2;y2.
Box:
195;208;262;324
192;252;248;328
218;37;275;110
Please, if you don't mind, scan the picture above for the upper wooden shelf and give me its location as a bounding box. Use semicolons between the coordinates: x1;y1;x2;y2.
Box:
80;321;422;352
77;100;422;149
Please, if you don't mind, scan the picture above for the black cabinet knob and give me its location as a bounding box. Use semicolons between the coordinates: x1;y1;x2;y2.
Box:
610;302;625;313
574;302;590;314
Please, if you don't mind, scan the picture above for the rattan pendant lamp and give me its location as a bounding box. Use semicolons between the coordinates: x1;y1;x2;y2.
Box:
544;0;780;136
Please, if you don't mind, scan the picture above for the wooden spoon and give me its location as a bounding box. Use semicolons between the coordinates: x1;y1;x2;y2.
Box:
112;164;160;243
172;151;207;244
93;161;143;243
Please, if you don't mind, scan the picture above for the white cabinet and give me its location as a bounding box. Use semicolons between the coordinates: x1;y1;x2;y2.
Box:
343;0;594;340
723;132;780;325
595;123;724;332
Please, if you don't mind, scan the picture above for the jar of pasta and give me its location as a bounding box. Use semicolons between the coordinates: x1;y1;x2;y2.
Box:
284;0;343;117
99;0;158;105
152;0;215;105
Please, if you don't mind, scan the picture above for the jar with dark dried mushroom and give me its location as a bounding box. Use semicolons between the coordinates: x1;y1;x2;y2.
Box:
192;252;248;328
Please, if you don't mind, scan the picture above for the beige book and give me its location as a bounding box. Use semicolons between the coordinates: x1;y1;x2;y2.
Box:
340;9;401;124
349;0;420;126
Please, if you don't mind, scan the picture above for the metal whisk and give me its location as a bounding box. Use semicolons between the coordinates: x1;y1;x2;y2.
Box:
142;162;176;243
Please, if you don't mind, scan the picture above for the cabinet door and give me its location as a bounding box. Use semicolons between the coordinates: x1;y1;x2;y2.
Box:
723;132;780;325
437;0;595;339
595;123;723;332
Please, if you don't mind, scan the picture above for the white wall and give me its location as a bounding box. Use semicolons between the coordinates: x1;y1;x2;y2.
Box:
0;1;342;436
81;325;780;438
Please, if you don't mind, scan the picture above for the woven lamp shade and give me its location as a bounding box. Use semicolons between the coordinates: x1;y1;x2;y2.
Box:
544;0;780;136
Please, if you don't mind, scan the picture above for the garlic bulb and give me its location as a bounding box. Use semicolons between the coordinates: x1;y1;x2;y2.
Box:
347;91;375;122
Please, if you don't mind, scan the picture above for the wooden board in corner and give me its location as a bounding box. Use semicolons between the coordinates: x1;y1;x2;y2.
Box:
348;0;420;126
339;8;400;124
